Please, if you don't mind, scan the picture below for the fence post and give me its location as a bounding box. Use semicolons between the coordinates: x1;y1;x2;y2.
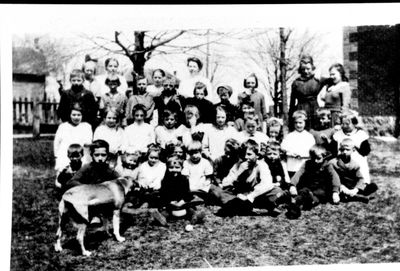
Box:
32;98;41;138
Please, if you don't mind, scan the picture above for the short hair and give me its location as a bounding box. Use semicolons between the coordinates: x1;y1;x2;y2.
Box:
187;57;203;71
224;138;240;154
90;139;109;154
329;63;349;82
292;110;308;121
131;104;147;118
82;60;97;75
242;139;259;155
122;146;141;156
340;138;355;148
184;104;200;121
340;110;360;126
67;144;84;157
243;73;259;88
213;106;228;126
162;109;177;120
70;69;85;81
217;85;233;97
166;155;183;168
105;57;119;68
146;143;162;158
165;141;186;159
239;96;255;109
136;75;148;84
70;102;83;113
193;81;208;97
163;75;176;86
152;69;166;77
266;141;281;153
309;144;328;159
298;55;315;73
267;117;283;128
187;140;202;154
105;77;121;87
316;108;331;119
103;107;121;124
244;114;259;125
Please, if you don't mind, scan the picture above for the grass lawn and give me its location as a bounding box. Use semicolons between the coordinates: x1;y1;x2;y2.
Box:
11;137;400;270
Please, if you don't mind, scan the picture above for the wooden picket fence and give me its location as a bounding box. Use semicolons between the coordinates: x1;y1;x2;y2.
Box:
13;96;60;137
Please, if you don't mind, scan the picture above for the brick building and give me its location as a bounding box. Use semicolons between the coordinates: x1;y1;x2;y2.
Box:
343;25;400;137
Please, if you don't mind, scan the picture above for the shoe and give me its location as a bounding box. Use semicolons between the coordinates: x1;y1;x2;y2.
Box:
359;183;378;196
285;203;301;220
150;209;168;226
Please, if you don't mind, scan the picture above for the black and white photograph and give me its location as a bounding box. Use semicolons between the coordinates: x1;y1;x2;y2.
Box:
1;3;400;271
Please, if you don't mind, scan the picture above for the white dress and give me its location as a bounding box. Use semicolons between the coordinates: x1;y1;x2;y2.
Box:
154;126;180;149
93;125;124;154
121;122;155;153
53;122;93;172
204;125;239;160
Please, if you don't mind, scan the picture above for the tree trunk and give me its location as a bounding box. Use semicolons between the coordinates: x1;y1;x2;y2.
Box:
132;31;146;77
279;27;289;134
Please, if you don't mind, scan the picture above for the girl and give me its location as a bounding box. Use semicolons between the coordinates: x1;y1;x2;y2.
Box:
204;106;239;161
165;141;187;161
266;117;284;143
331;110;371;184
281;110;316;177
289;55;321;130
54;103;93;173
155;109;180;149
234;97;262;132
237;73;268;131
96;57;128;97
317;63;351;126
178;56;215;102
122;104;155;154
185;81;215;124
99;76;127;121
237;115;269;147
214;85;238;123
147;69;165;97
93;107;124;168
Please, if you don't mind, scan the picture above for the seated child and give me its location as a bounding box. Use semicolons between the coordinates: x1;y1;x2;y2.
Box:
266;117;284;143
55;143;84;194
150;155;206;226
261;141;291;190
213;138;241;186
129;144;167;209
330;138;378;203
281;110;316;177
165;141;187;161
310;108;335;154
286;145;340;219
214;85;238;124
66;139;120;190
115;146;141;177
234;97;261;132
215;139;291;217
237;115;269;147
176;104;208;149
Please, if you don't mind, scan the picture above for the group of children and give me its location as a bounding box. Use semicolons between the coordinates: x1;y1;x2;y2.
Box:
54;55;378;227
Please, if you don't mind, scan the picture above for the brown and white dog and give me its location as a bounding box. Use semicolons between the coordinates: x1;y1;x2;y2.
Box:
54;177;133;256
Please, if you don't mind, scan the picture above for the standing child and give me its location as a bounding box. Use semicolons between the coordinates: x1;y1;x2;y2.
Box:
204;106;239;160
286;145;340;219
55;144;84;195
99;76;127;122
185;81;215;124
155;109;180;149
93;107;124;168
151;156;206;226
234;97;261;132
147;69;165;97
122;104;155;154
330;138;378;203
214;85;238;124
237;73;268;131
281;110;316;177
54;103;93;173
125;76;155;125
237;115;269;147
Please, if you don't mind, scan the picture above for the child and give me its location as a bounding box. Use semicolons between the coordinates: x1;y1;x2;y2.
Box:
215;139;291;217
213;138;241;186
122;104;155;154
129;144;167;209
281;110;316;177
214;85;238;124
234;97;261;132
286;145;341;219
330;138;378;203
262;141;291;190
331;110;371;184
310;108;335;153
204;106;239;160
93;107;124;168
96;57;128;96
289;55;321;130
151;155;205;226
57;69;98;128
237;115;269;147
147;69;165;97
165;141;187;161
54;103;93;173
99;76;127;121
115;146;141;178
185;81;215;124
55;144;84;194
155;109;180;149
65;139;120;190
237;73;268;131
176;105;208;149
125;76;155;125
266;117;284;143
182;141;214;198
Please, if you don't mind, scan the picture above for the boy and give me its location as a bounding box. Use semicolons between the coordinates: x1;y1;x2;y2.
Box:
310;108;335;153
237;115;269;147
115;146;141;177
214;85;238;123
99;76;127;121
65;139;120;190
57;69;98;128
286;145;340;219
125;76;155;125
262;141;291;190
213;138;241;186
215;139;291;217
55;143;84;194
330;138;378;203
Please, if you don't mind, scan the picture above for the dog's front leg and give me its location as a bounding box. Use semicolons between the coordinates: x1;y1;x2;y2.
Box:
76;224;91;256
112;210;125;242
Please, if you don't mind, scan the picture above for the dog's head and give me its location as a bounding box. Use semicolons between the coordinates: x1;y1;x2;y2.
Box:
115;176;135;195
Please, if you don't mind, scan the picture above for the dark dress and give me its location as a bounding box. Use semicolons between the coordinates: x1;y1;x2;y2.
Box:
186;97;215;124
